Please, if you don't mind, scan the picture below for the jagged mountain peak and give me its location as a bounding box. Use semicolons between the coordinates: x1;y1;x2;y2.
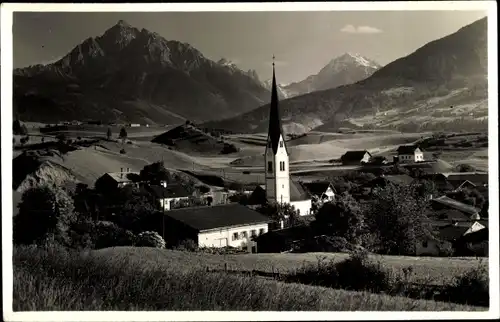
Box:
325;52;381;70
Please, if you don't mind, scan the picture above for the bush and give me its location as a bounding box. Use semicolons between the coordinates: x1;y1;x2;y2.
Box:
136;231;166;249
455;164;476;173
93;221;136;249
443;263;489;307
174;239;198;252
220;143;239;154
120;149;126;154
286;250;393;294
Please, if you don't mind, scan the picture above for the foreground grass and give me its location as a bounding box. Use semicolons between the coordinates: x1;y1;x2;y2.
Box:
94;247;487;285
14;246;485;311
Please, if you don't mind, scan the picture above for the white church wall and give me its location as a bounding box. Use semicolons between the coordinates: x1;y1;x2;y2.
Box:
290;199;312;216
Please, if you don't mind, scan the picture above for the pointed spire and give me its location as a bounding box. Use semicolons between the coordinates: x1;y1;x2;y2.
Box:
267;55;287;155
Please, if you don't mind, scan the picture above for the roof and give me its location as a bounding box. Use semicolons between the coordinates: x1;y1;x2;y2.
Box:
146;184;192;199
438;224;470;241
165;203;272;231
255;225;314;242
301;181;336;196
290;180;311;201
249;180;311;204
432;195;480;216
106;171;140;183
397;145;421;154
431;209;473;222
460;227;488;243
340;150;371;162
442;172;489;187
267;65;288;155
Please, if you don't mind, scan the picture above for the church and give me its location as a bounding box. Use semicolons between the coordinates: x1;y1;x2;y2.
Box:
248;60;313;217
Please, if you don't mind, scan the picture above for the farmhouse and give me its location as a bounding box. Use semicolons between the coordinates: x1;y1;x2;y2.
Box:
397;145;424;163
340;150;372;165
145;182;192;211
301;181;336;202
162;203;272;251
95;168;139;190
416;220;487;256
248;62;312;217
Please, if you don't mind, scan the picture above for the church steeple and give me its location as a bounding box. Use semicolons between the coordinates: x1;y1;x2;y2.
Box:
267;56;288;155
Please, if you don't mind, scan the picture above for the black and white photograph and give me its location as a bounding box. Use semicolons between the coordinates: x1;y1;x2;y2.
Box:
1;1;498;320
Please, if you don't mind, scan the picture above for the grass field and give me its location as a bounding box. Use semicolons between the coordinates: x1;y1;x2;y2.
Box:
13;246;487;311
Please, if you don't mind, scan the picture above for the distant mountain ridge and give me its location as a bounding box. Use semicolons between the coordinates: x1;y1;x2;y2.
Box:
282;53;381;97
13;20;272;124
203;17;488;134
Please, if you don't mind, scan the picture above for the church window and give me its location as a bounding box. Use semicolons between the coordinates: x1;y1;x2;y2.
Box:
232;233;239;241
282;161;286;171
267;161;273;172
259;228;265;235
280;141;283;147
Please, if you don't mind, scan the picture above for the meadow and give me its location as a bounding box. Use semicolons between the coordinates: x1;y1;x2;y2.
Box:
13;246;487;311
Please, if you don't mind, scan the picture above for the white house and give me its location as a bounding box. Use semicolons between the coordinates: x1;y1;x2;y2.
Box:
301;182;336;202
340;150;372;165
397;145;424;163
163;203;272;252
248;62;313;218
146;182;193;211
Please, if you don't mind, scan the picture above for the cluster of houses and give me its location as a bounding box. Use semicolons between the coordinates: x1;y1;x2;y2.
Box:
90;65;488;257
339;144;425;166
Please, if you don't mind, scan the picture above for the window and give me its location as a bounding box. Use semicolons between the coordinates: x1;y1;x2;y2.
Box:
280;141;284;147
251;230;257;237
232;232;239;241
267;161;273;172
297;209;301;216
242;231;248;238
259;228;265;235
279;161;286;171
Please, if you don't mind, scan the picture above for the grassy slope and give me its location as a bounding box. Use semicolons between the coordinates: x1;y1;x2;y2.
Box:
95;247;487;286
14;246;486;311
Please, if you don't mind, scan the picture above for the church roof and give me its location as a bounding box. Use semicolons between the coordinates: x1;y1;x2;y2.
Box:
248;180;311;204
267;62;288;155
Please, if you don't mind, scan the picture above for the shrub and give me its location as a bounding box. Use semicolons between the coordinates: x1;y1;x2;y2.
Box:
93;221;136;249
455;164;476;173
443;263;489;307
120;149;126;154
136;231;166;248
174;239;198;252
220;143;239;154
286;250;393;294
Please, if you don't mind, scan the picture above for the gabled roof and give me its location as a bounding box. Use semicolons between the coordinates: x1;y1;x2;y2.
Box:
442;172;488;187
301;181;336;197
397;145;421;154
432;195;480;216
290;180;311;202
460;227;488;243
146;184;192;199
106;171;140;183
165;203;271;232
340;150;371;162
267;64;288;155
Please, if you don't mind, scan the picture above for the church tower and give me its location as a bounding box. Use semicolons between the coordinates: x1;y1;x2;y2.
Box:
265;57;290;205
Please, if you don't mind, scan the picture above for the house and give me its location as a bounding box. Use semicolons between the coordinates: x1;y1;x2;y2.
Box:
162;203;272;252
301;181;336;202
340;150;372;165
248;62;313;218
254;225;315;253
441;172;489;190
431;195;482;220
416;221;487;256
94;168;140;191
145;182;192;211
128;123;141;127
456;227;489;256
397;145;424;163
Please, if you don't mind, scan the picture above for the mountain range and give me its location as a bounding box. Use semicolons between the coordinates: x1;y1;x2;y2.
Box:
204;17;488;134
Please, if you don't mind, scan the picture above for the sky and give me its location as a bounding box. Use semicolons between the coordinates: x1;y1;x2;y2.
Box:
12;10;487;83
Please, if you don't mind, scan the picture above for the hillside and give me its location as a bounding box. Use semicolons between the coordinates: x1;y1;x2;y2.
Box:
13;20;271;124
204;17;488;134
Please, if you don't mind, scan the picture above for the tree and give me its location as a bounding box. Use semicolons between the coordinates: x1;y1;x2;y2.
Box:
312;192;366;244
14;185;76;246
256;202;302;229
139;161;174;185
107;127;112;141
13;120;28;136
455;164;476;173
367;184;434;255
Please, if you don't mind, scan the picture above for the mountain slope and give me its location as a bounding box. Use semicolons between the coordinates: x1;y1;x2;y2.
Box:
203;17;488;134
13;20;271;124
283;53;381;97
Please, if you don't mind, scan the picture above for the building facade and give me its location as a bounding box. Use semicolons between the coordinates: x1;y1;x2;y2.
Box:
397;145;424;163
